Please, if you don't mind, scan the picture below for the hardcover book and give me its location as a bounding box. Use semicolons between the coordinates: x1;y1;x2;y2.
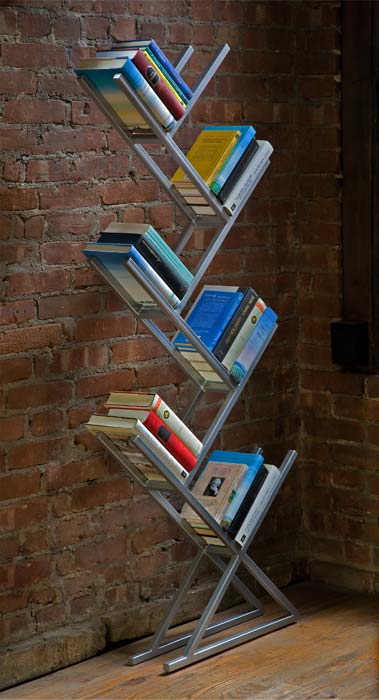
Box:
105;391;203;457
221;297;267;370
227;464;269;538
216;136;259;201
213;288;259;362
170;129;242;189
230;307;278;383
221;140;273;215
234;464;281;545
206;125;257;195
181;460;248;526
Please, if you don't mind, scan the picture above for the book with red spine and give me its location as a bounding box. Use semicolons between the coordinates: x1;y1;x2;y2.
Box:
132;49;185;121
143;411;197;471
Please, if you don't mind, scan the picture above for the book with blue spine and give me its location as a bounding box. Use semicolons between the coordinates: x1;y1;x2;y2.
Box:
205;126;256;195
230;307;278;383
174;286;245;353
83;247;180;309
75;57;174;132
208;451;264;529
112;39;193;101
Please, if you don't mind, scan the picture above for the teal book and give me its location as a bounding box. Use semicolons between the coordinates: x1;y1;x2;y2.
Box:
75;57;174;131
205;126;257;195
230;307;278;383
174;286;245;352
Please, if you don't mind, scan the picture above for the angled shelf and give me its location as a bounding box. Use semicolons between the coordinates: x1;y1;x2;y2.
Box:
77;40;299;672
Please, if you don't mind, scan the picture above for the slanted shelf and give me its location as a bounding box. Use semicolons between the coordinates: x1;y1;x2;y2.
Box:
76;39;299;673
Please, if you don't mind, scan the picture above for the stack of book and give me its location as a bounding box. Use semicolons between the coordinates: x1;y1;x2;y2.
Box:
170;126;273;216
86;391;202;481
75;38;193;133
83;222;193;311
181;449;281;547
173;285;277;384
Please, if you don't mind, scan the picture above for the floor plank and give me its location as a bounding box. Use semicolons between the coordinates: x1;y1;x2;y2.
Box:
0;582;378;700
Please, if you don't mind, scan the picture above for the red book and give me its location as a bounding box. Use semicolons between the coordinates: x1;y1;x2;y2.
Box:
132;49;186;121
143;411;196;471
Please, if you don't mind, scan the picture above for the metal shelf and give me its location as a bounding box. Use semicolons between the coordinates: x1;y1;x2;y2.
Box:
77;41;299;673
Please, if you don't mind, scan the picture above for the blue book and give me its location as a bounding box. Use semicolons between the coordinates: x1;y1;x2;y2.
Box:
230;307;278;383
206;451;264;529
206;126;256;195
83;246;180;309
174;286;245;353
112;39;193;101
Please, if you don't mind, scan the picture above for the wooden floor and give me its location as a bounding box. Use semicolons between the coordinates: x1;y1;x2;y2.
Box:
1;582;378;699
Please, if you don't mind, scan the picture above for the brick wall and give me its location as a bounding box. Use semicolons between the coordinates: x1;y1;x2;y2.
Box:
3;0;376;691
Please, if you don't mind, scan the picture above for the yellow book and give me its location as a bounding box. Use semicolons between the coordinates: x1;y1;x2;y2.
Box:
170;129;241;188
141;50;186;108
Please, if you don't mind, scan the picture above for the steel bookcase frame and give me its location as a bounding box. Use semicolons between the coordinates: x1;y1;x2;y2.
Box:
78;42;299;672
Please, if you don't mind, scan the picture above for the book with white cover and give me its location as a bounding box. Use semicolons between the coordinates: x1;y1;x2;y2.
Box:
222;140;273;216
235;464;280;546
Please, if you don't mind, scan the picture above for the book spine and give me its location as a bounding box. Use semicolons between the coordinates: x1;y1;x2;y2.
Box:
149;39;193;100
155;398;203;457
145;47;189;104
127;246;181;308
221;151;272;216
217;138;259;202
220;460;264;528
213;289;259;362
135;420;189;480
136;238;188;298
143;411;197;471
230;307;278;383
141;51;186;107
121;58;175;131
227;465;269;538
132;49;186;120
210;129;256;195
83;249;156;306
145;228;193;286
222;298;266;370
235;467;281;546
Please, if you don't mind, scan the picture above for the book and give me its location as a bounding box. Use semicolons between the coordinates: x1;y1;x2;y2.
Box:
227;463;269;538
216;137;259;201
221;297;267;371
174;285;245;354
105;391;203;457
230;307;278;383
221;142;273;216
234;464;281;546
75;58;174;132
213;288;259;362
111;39;193;101
86;415;188;480
96;48;186;119
97;223;193;299
170;129;242;190
181;460;248;526
205;126;257;195
83;246;180;309
142;410;196;471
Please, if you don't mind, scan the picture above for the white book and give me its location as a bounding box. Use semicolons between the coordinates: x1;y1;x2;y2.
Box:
235;464;281;546
134;419;189;481
222;298;267;371
222;140;273;216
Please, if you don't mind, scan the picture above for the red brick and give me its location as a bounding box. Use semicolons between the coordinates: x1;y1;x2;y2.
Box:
8;380;73;410
54;15;81;42
51;345;108;374
71;479;131;512
19;13;51;38
74;316;135;342
0;471;40;501
39;183;99;210
76;369;135;399
39;128;107;155
0;8;17;34
38;291;101;320
30;411;63;437
110;18;136;41
12;559;51;588
136;360;186;389
53;514;92;547
0;187;38;211
0;593;28;615
101;180;159;205
0;416;24;441
84;16;109;40
71;100;109;126
0;358;32;385
1;127;38;153
46;455;105;491
7;269;71;297
41;241;85;265
2;43;67;69
0;498;48;532
0;71;37;95
0;299;35;326
8;437;67;470
5;100;65;125
111;337;162;364
0;324;62;355
67;404;93;429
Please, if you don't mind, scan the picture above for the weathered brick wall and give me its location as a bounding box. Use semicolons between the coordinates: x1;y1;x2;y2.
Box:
0;0;366;684
297;2;379;594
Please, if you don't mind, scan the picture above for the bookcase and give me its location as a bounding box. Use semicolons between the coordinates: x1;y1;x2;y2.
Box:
77;42;299;673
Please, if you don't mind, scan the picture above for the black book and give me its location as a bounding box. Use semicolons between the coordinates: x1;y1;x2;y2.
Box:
97;232;188;298
217;138;259;204
227;464;269;539
213;288;259;362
